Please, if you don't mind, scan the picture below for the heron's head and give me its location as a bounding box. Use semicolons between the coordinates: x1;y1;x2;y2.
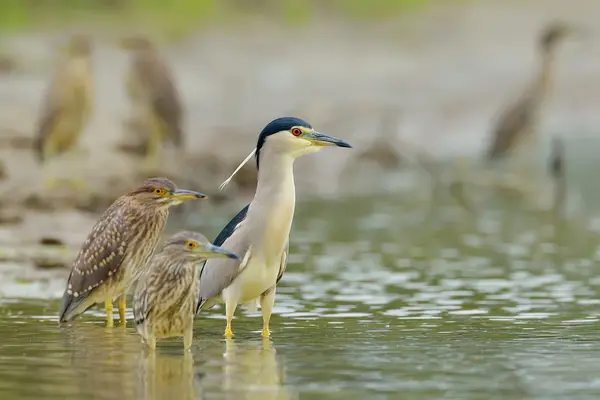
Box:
540;22;575;51
255;117;352;168
217;117;352;190
118;35;155;51
66;34;92;56
128;177;207;208
164;231;240;262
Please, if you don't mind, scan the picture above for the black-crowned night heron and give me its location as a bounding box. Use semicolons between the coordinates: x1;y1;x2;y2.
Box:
58;177;206;327
195;117;351;338
486;22;576;165
133;231;239;350
119;36;183;167
34;33;93;190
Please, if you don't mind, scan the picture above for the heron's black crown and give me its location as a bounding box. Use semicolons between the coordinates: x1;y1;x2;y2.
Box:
256;117;312;168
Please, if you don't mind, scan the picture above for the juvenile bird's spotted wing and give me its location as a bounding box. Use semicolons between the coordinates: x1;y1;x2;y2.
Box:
487;93;537;161
34;56;92;162
134;51;183;147
134;254;195;331
196;205;249;313
59;202;132;322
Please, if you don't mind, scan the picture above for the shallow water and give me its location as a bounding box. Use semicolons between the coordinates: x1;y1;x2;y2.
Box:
3;178;600;399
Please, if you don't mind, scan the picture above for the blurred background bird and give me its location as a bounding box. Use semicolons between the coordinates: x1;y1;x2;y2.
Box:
58;177;206;327
133;231;239;350
34;33;93;191
119;35;184;170
485;22;577;181
196;117;352;338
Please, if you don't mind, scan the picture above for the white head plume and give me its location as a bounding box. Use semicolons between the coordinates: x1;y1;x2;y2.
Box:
218;148;256;191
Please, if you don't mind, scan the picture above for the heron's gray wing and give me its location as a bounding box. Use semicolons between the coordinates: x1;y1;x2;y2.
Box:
196;205;249;313
275;241;288;285
59;202;132;322
487;93;537;161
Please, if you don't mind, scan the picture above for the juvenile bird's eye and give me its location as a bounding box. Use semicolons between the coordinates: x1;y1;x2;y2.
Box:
153;188;165;196
291;128;302;137
186;241;197;249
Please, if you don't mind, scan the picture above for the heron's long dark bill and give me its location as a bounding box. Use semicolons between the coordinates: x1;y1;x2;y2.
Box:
170;189;207;201
197;244;240;260
305;132;352;148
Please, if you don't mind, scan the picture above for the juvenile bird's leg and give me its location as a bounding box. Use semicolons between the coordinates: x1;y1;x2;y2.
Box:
147;333;156;350
143;112;161;169
183;323;193;351
42;147;60;191
224;301;237;338
66;147;88;193
260;288;276;338
118;295;127;325
105;299;114;327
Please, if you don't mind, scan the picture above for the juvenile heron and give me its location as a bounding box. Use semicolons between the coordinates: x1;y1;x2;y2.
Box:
486;22;575;165
34;34;93;190
59;177;206;327
133;231;239;350
196;117;351;338
120;36;183;166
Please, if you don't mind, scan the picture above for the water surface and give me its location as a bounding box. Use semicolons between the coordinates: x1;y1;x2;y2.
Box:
2;179;600;399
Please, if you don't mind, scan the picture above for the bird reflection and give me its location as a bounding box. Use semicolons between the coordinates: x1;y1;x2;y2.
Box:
59;325;138;399
135;350;198;400
221;338;291;400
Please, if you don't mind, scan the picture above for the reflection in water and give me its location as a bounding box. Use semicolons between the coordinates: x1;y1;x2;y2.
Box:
135;350;198;400
59;325;138;399
202;338;292;400
5;191;600;398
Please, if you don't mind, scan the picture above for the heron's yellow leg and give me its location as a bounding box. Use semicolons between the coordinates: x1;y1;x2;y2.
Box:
105;299;114;328
118;295;127;325
260;289;276;338
224;301;237;338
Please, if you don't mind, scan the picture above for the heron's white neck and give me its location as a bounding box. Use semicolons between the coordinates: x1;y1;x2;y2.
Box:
247;148;296;256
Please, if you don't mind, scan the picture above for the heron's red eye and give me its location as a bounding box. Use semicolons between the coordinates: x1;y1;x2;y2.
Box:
291;128;302;137
186;241;197;249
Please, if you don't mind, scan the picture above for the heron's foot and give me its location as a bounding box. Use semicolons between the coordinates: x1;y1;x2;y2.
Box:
105;299;114;328
224;324;233;338
261;326;270;338
118;296;127;326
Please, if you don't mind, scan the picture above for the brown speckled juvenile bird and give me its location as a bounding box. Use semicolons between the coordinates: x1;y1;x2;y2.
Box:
35;33;93;190
120;36;183;167
58;178;206;327
133;231;239;350
486;22;575;163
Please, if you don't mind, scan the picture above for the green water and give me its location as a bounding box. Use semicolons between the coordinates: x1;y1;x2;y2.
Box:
2;183;600;399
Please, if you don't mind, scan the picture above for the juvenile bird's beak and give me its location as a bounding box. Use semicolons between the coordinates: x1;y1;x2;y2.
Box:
169;189;207;201
196;244;240;260
304;132;352;148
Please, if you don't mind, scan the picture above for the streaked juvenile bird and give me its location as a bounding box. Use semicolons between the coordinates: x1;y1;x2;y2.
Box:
133;231;239;350
58;177;206;327
486;22;576;163
34;33;93;190
120;35;183;167
196;117;352;338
